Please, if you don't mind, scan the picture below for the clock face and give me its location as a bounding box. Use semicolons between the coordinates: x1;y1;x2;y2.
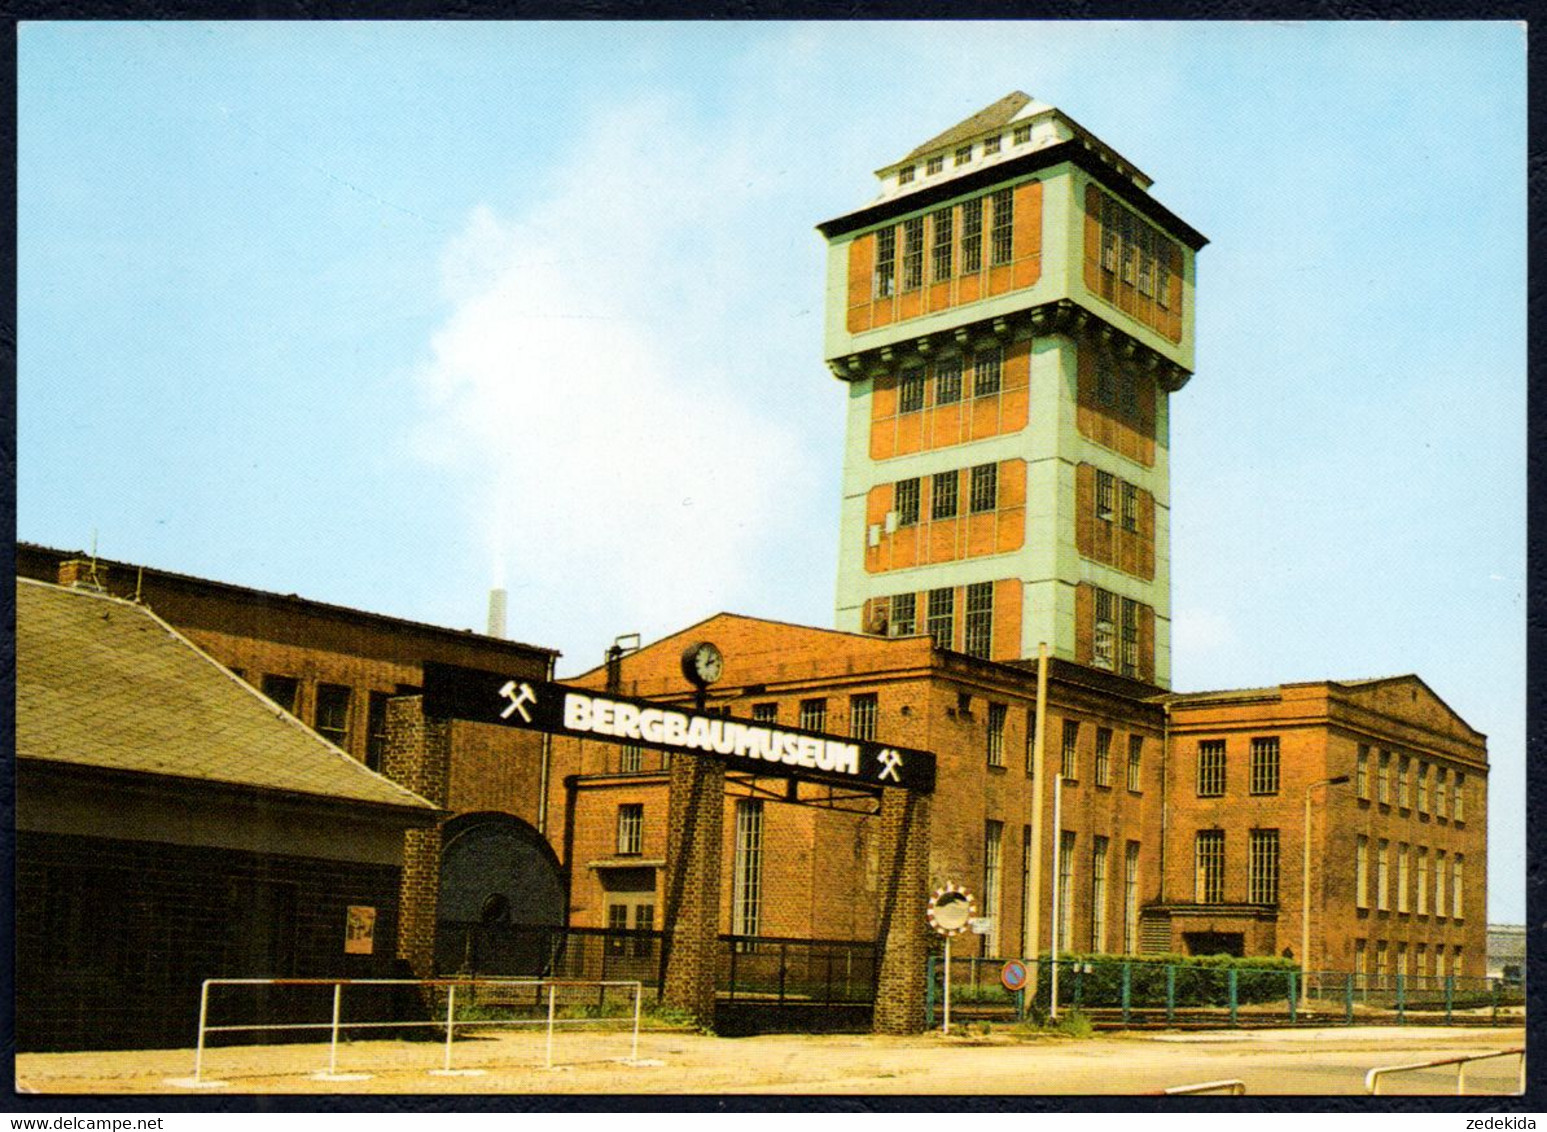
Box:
681;641;723;687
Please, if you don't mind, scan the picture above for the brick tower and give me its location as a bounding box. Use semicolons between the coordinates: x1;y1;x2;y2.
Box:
819;93;1206;687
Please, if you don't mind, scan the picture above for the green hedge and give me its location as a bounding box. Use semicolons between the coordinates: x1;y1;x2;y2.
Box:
957;953;1301;1009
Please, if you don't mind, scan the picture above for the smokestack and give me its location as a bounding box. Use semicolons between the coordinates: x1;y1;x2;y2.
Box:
486;588;507;639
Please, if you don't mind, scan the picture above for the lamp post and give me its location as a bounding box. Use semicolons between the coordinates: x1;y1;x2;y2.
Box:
1301;774;1351;1010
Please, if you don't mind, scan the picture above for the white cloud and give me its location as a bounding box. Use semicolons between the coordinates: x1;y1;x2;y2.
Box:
409;96;807;663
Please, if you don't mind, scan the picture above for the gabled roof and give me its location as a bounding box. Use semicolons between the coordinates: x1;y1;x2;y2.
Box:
899;91;1035;162
16;579;438;814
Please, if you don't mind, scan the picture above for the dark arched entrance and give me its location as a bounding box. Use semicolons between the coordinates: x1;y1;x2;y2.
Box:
435;812;566;976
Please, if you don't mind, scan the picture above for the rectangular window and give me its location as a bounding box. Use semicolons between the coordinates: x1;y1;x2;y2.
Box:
969;463;998;513
1118;368;1139;418
732;800;763;937
616;804;644;856
894;477;920;526
1248;829;1280;905
1061;720;1079;780
985;133;1003;154
954;144;973;167
1058;831;1075;950
1398;757;1410;808
931;471;959;520
1397;942;1409;981
1376;941;1389;986
973;347;1002;397
898;371;926;414
1397;844;1410;913
926;588;954;651
990;187;1014;265
1095;469;1115;522
1354;940;1367;989
365;690;390;772
1127;735;1143;792
898;165;915;186
1417;761;1429;813
1021;826;1033;956
931;208;954;281
1155;247;1171;309
1356;745;1370;799
1356;835;1369;909
890;593;917;637
1435;850;1447;918
1119;598;1140;678
1092;588;1116;671
926;154;944;176
1452;946;1463;979
1124;841;1140;954
1197;740;1226;797
1377;838;1390;910
874;227;896;298
983;820;1003;956
1417;848;1429;915
1249;737;1280;796
1095;355;1117;407
1435;767;1448;818
849;693;877;741
798;698;827;732
633;905;655;956
1453;855;1464;919
1025;710;1036;777
1378;750;1391;805
262;674;299;715
620;744;643;773
933;357;963;404
964;582;993;660
1195;830;1225;904
1453;774;1465;822
1094;727;1112;787
960;198;983;273
1119;209;1137;285
752;701;778;723
607;903;629;952
986;702;1007;767
1090;835;1109;953
1120;481;1139;532
902;216;924;290
1013;124;1032;145
1137;224;1154;296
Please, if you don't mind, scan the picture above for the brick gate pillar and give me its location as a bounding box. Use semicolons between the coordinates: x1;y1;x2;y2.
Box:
383;695;452;978
873;785;932;1034
661;753;725;1027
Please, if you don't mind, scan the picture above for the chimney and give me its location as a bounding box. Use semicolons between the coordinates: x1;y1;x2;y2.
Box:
486;588;507;639
59;558;108;593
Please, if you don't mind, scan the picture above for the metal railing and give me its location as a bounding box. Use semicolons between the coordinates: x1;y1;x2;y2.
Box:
719;935;876;1006
1366;1047;1526;1096
1152;1079;1247;1095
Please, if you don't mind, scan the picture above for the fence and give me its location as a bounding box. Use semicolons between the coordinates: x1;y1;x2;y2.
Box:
1366;1047;1526;1096
718;935;876;1006
926;953;1523;1028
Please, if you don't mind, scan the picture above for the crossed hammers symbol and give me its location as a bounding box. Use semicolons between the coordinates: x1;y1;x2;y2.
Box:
498;680;537;722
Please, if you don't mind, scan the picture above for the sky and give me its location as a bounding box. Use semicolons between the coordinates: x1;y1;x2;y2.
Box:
17;22;1526;920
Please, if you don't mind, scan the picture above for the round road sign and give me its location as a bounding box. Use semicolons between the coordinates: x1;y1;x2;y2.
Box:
1000;959;1029;992
926;883;977;936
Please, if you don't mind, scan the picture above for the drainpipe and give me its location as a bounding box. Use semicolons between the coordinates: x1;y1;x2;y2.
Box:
1158;698;1170;904
537;653;556;835
1026;643;1049;994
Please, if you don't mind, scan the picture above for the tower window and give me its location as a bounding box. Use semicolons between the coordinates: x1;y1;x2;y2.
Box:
874;227;896;299
972;347;1002;396
1119;598;1140;677
1137;224;1155;296
931;208;954;281
1118;367;1139;417
984;133;1002;154
926;588;954;650
1120;482;1139;532
990;187;1014;265
897;165;915;186
1197;740;1226;797
890;592;917;637
1249;830;1280;905
969;463;998;513
964;581;993;659
1013;124;1032;145
931;471;959;520
954;144;973;167
1249;737;1280;795
1095;470;1115;522
1095;356;1117;407
933;357;963;404
894;478;920;526
849;693;878;741
898;370;926;413
799;698;827;732
1092;588;1116;671
926;154;944;176
960;199;983;273
901;217;924;290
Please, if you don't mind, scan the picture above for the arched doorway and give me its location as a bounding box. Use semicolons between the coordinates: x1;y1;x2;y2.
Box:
435;812;566;976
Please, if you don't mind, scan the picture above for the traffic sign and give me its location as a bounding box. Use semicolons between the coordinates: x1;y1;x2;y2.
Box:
1000;959;1029;993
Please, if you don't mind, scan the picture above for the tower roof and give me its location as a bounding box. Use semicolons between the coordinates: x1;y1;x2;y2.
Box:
897;91;1039;163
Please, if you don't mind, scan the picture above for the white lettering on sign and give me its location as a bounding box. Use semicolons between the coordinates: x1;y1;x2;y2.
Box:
877;748;903;782
561;691;862;777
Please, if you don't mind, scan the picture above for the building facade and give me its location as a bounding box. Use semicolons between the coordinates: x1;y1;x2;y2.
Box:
819;92;1208;688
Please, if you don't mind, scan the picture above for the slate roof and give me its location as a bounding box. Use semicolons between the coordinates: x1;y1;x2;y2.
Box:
900;91;1034;162
16;578;438;814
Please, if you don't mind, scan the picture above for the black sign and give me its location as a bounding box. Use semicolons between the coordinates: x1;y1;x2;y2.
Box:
422;662;936;794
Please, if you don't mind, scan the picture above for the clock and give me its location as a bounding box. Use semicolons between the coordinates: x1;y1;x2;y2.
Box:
680;641;724;688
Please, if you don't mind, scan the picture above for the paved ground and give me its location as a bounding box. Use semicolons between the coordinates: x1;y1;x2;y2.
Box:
13;1023;1525;1096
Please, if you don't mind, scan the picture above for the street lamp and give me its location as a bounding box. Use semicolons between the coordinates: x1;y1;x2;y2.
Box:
1301;774;1351;1010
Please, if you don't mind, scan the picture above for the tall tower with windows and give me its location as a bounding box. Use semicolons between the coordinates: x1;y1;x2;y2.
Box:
819;93;1205;687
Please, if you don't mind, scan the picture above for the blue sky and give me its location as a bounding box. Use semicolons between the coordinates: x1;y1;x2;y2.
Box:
18;22;1526;920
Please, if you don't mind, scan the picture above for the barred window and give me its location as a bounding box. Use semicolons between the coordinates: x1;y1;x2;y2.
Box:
1397;843;1410;913
1092;588;1116;671
983;820;1003;956
1119;598;1140;678
931;208;954;281
926;587;954;650
1356;745;1370;799
1120;481;1139;533
985;133;1003;153
619;744;643;773
954;144;973;167
1377;838;1390;910
1248;829;1279;905
890;593;917;637
1355;835;1369;908
964;581;993;660
1090;835;1109;952
1416;849;1429;915
933;357;963;404
1058;830;1076;950
931;471;959;520
1061;719;1079;780
1377;750;1391;804
973;347;1002;397
1127;735;1143;792
1435;850;1447;917
1094;727;1112;786
849;693;877;741
986;702;1007;766
898;371;926;414
969;463;998;513
1123;841;1140;954
1197;740;1226;797
1453;855;1464;919
990;187;1014;265
1095;470;1115;522
1453;774;1465;822
752;702;778;723
1195;830;1225;904
1249;737;1280;795
902;216;925;290
874;227;896;298
798;698;827;732
894;477;920;526
732;799;763;937
960;198;983;273
1013;123;1032;145
616;804;643;856
898;165;915;185
1417;761;1429;813
1398;757;1410;809
926;154;944;176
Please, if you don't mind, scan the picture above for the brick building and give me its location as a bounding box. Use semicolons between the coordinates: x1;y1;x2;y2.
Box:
14;578;439;1050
